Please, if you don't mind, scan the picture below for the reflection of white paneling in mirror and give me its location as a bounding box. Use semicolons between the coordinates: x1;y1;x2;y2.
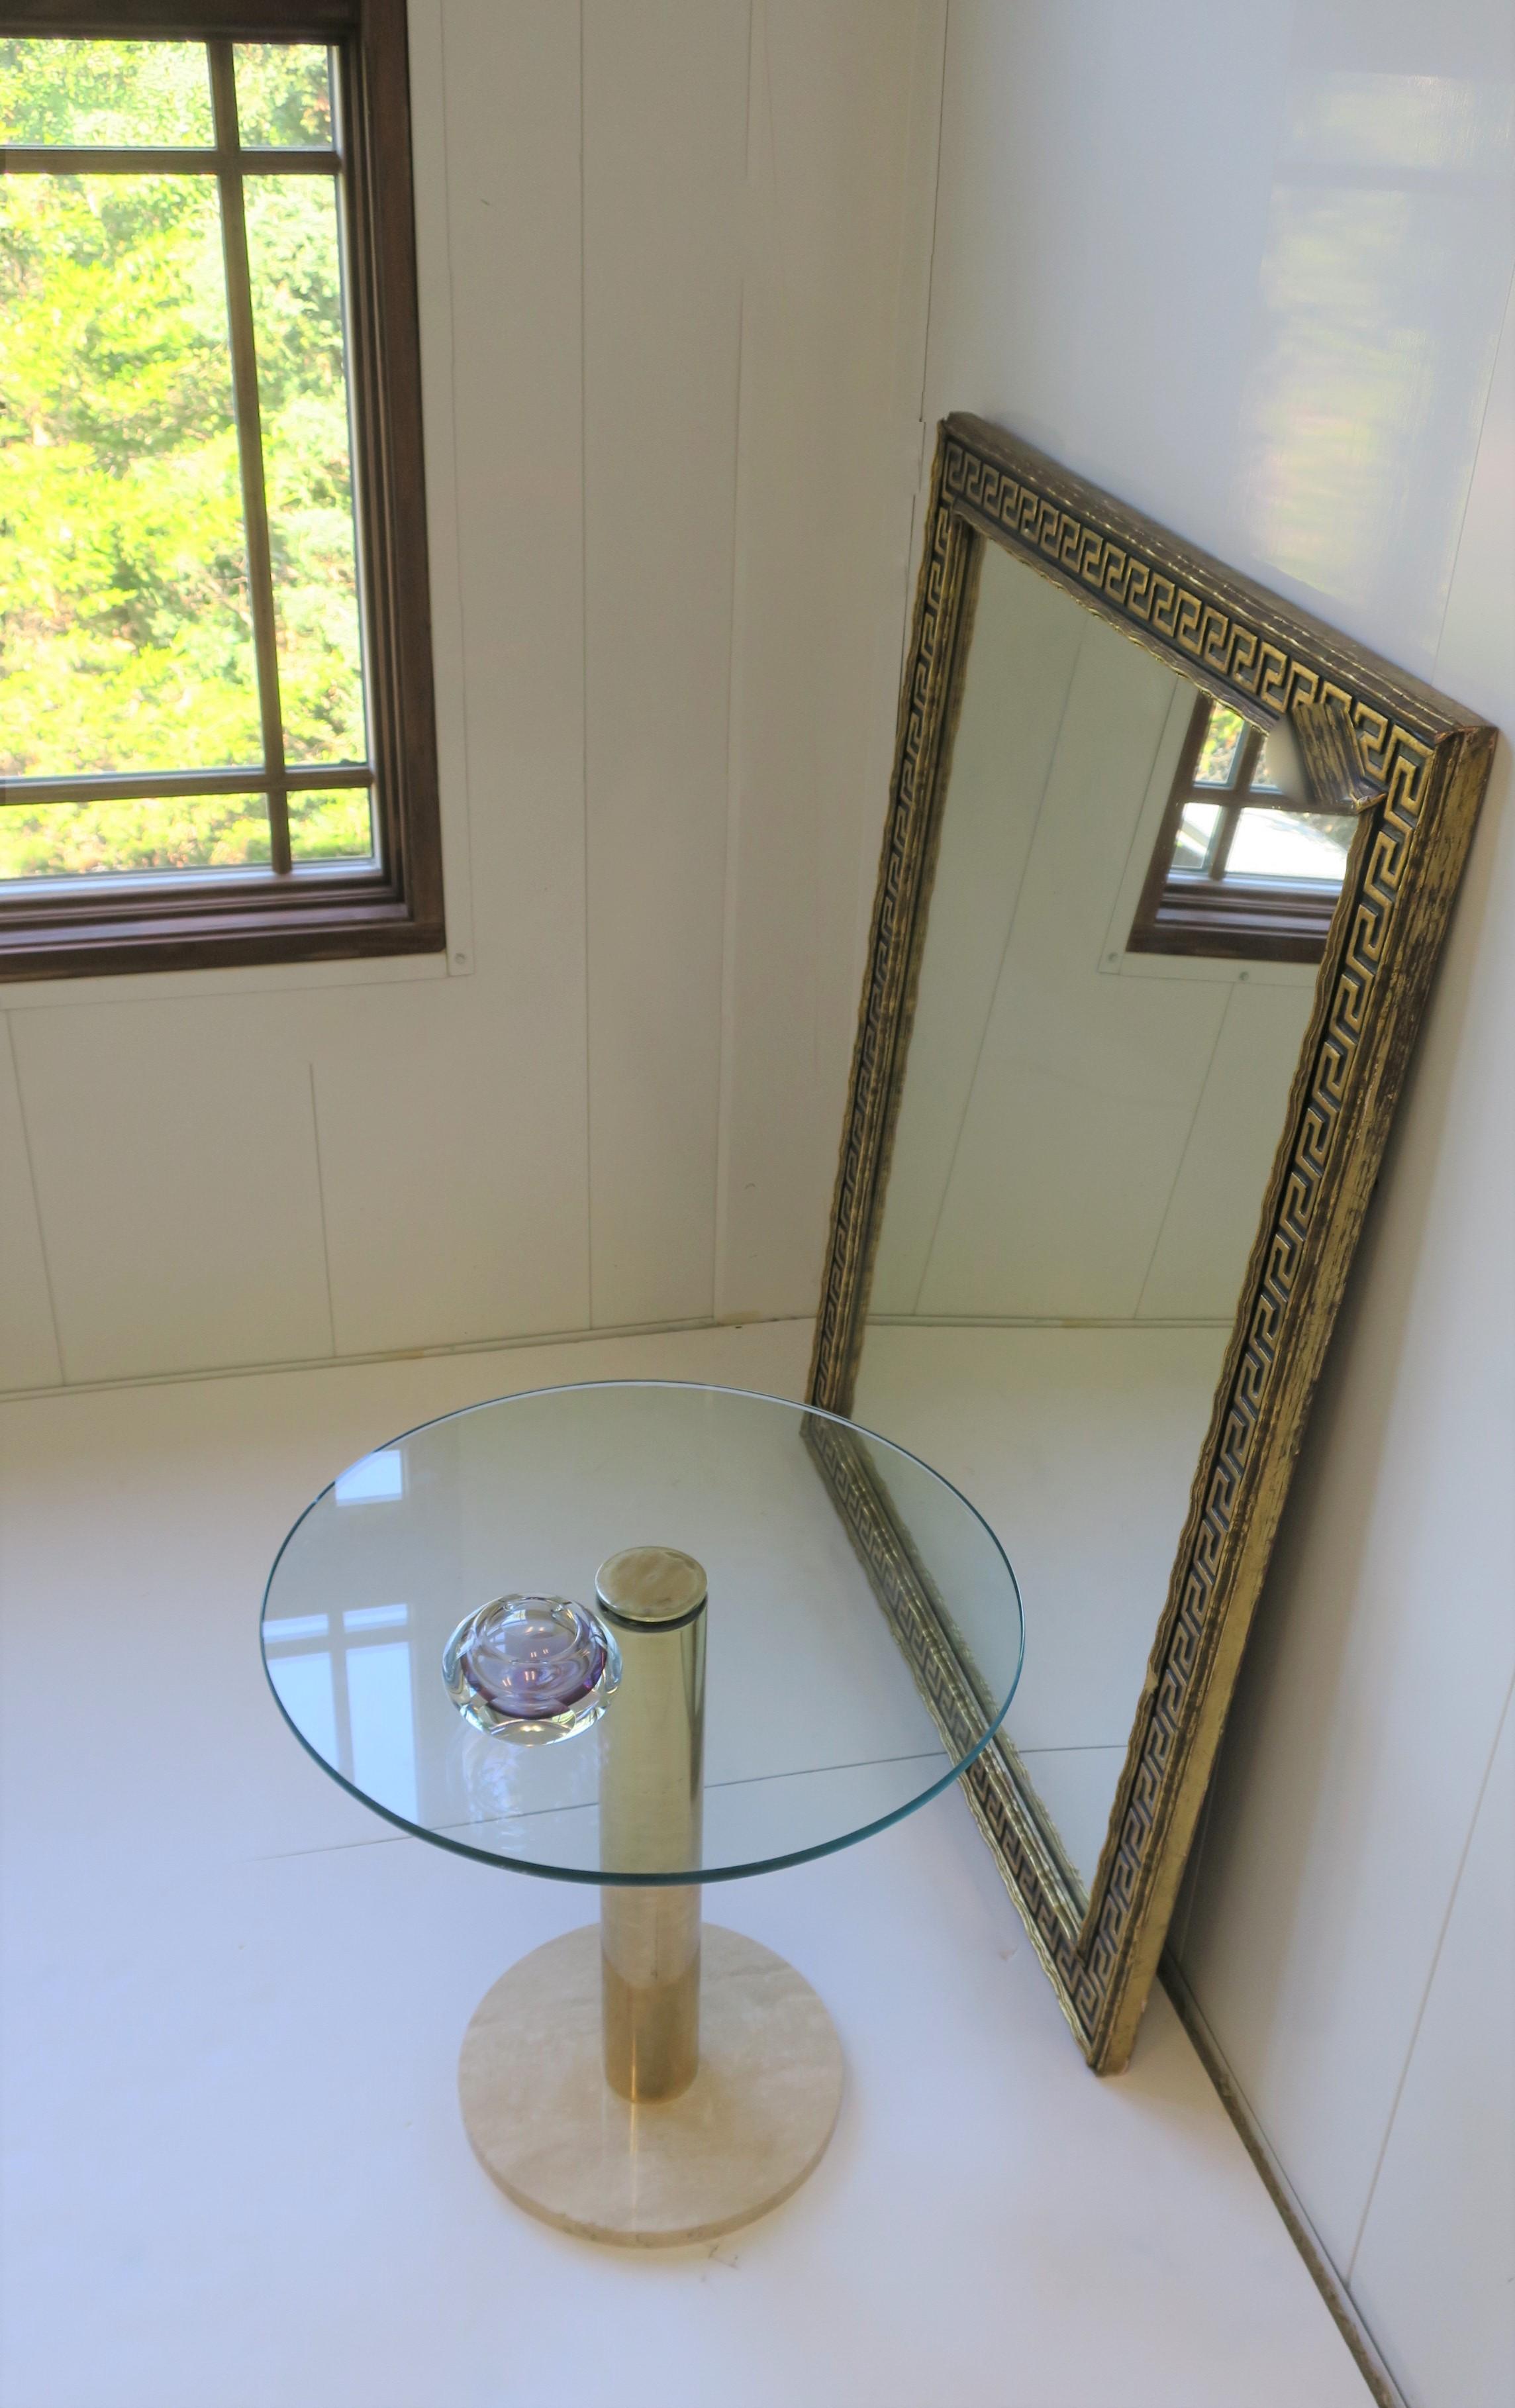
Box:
897;557;1229;1321
855;540;1344;1893
872;542;1321;1332
1138;981;1314;1319
0;1026;60;1389
869;544;1087;1312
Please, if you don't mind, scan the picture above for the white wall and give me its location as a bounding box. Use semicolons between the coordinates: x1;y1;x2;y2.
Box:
910;4;1514;2404
0;0;941;1393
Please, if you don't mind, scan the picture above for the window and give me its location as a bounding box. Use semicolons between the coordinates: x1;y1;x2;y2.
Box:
0;3;441;978
1126;693;1357;964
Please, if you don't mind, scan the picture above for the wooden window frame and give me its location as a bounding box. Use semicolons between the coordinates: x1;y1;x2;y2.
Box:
1126;691;1344;964
0;0;444;980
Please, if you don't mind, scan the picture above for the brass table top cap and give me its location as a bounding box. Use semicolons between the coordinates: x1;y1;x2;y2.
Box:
595;1546;708;1627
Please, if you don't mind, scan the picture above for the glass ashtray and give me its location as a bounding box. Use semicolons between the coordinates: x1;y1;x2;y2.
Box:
442;1594;620;1744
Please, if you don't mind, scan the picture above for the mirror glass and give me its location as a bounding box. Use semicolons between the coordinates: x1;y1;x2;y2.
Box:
850;538;1353;1895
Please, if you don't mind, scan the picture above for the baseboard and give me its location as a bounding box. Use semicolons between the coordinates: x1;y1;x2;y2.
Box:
1160;1954;1409;2408
0;1311;813;1407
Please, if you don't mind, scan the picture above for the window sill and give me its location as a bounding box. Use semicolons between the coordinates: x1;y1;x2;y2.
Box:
1125;887;1334;964
0;887;446;985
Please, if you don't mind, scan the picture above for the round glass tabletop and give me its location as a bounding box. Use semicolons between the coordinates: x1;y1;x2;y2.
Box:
261;1381;1023;1885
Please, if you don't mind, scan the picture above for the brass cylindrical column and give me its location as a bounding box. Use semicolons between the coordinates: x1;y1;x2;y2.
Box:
595;1546;707;2103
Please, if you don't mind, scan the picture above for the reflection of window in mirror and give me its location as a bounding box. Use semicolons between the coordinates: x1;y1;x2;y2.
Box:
1127;694;1356;962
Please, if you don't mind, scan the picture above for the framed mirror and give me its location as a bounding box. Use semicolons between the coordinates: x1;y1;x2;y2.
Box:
808;415;1494;2071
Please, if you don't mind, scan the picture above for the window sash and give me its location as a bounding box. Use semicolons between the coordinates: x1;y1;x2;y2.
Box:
0;142;336;170
0;0;442;980
1126;694;1351;964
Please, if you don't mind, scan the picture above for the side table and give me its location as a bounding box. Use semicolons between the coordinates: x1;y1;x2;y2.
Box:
262;1382;1022;2246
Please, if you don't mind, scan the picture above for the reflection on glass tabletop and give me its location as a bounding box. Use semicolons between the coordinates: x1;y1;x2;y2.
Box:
261;1382;1023;1884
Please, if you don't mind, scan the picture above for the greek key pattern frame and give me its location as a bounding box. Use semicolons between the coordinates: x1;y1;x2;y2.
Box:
808;415;1494;2068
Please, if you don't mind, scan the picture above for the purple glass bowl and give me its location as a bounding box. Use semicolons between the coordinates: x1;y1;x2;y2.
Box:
442;1595;621;1744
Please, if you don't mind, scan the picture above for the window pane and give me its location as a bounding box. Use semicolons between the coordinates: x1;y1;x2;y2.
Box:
0;38;213;147
1172;801;1222;870
1226;808;1355;885
244;177;367;769
0;172;262;777
0;792;271;881
232;44;333;148
1193;704;1247;787
289;787;373;864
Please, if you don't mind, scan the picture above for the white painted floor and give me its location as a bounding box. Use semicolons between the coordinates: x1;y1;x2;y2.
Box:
0;1319;1369;2408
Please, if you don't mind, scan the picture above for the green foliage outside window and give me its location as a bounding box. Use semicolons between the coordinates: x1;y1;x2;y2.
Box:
0;38;371;881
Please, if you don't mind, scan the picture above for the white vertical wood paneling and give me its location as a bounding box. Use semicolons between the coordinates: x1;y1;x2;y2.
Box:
1136;981;1315;1323
582;0;750;1327
11;1002;333;1383
300;0;593;1359
1172;240;1514;2303
305;983;589;1357
434;0;586;1036
0;1017;62;1389
852;1;950;991
1172;1093;1515;2268
1349;1690;1515;2408
714;0;942;1320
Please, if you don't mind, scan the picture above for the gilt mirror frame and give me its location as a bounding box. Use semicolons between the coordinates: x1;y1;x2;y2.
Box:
808;413;1495;2072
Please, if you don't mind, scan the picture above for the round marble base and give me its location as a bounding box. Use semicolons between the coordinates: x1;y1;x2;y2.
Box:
458;1923;844;2247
